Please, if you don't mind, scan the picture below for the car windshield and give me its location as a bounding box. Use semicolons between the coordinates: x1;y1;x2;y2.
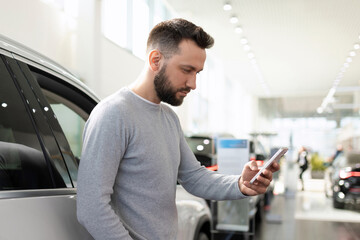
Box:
185;137;214;155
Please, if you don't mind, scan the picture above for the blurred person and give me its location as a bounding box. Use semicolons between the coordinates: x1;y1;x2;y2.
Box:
332;144;343;163
297;146;309;191
77;18;280;240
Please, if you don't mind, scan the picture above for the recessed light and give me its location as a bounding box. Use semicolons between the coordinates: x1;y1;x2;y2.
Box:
344;62;349;68
243;45;251;51
235;26;243;34
230;16;238;24
240;38;248;45
354;43;360;50
223;2;232;11
346;57;352;63
247;52;255;59
350;51;356;56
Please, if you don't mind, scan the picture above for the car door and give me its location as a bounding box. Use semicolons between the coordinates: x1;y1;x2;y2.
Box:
0;51;94;239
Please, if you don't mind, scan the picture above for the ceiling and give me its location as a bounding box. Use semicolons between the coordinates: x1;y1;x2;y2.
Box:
165;0;360;119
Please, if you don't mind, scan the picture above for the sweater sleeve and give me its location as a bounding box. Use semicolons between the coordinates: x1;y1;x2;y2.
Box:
177;133;247;200
76;103;133;240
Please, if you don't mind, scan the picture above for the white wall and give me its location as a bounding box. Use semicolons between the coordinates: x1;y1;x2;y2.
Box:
100;38;143;98
0;0;76;69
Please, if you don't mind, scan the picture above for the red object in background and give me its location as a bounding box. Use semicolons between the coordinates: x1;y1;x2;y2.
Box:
251;156;264;167
206;164;218;171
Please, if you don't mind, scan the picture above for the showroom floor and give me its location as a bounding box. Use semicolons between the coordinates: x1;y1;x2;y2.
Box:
255;163;360;240
215;160;360;240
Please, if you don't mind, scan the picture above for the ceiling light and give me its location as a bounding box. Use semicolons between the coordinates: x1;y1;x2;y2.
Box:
223;2;232;11
243;45;251;51
250;59;257;64
354;43;360;50
247;52;255;59
230;16;238;24
235;26;243;34
240;38;248;45
344;62;349;68
350;51;356;56
346;57;352;63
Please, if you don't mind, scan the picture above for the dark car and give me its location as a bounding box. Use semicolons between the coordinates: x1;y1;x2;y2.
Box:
324;151;360;209
185;134;218;170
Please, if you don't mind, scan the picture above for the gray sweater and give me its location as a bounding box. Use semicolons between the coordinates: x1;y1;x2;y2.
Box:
77;88;245;240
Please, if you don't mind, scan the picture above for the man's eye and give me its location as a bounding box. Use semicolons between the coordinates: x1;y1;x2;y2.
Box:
182;69;191;73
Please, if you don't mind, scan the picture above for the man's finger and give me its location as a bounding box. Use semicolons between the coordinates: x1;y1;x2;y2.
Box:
243;181;267;195
261;169;273;179
255;174;271;187
268;162;280;172
248;160;258;171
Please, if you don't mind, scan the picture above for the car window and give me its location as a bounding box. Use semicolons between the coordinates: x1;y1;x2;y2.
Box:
42;89;86;186
6;57;73;188
0;56;54;190
20;64;96;188
43;90;86;161
186;137;214;155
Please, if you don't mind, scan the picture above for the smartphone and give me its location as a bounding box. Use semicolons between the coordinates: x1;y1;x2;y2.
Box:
249;147;288;184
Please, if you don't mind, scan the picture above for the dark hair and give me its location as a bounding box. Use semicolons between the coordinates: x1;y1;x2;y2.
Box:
147;18;214;58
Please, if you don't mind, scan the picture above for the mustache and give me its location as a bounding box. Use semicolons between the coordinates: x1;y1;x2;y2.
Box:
178;87;191;93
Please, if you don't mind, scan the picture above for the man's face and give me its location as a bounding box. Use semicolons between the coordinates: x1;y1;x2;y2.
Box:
154;39;206;106
154;63;185;106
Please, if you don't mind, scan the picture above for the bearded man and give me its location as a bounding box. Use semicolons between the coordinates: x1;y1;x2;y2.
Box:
77;18;279;240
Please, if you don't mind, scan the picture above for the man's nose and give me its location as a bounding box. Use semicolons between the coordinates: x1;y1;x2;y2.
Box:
186;74;197;90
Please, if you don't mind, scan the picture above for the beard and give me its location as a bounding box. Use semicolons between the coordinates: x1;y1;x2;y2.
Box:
154;64;191;106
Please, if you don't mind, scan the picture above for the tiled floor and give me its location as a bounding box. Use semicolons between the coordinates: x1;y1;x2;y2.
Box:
215;160;360;240
255;162;360;240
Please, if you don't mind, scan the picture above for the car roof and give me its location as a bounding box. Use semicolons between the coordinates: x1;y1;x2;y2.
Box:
0;34;100;103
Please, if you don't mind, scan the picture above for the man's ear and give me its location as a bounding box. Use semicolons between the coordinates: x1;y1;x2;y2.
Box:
148;50;162;71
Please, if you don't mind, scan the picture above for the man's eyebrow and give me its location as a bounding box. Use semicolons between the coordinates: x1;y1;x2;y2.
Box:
181;64;203;72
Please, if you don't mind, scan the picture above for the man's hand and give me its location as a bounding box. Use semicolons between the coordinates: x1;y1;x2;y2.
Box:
238;160;280;196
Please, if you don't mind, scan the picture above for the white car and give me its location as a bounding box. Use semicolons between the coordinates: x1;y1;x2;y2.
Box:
0;34;211;240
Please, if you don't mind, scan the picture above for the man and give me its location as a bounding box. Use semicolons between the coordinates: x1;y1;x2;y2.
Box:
77;18;279;240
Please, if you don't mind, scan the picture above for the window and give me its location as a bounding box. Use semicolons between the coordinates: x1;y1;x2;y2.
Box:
0;56;53;190
101;0;128;48
42;90;86;186
101;0;174;59
44;90;86;159
132;0;150;59
25;66;94;188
